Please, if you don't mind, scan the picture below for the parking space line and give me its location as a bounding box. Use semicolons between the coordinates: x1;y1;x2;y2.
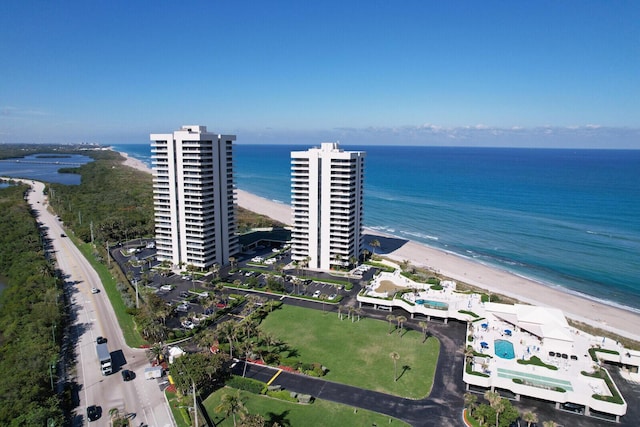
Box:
266;369;283;386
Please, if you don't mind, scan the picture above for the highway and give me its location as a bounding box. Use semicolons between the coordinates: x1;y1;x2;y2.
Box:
24;180;175;427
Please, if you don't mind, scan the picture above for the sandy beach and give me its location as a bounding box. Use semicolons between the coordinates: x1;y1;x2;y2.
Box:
121;151;640;342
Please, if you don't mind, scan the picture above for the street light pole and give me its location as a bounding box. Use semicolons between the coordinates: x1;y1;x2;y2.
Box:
134;278;139;308
49;363;54;391
192;380;198;427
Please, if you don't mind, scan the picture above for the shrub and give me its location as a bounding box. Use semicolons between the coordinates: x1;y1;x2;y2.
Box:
225;375;265;394
459;310;480;318
179;406;191;425
430;284;443;291
517;355;558;370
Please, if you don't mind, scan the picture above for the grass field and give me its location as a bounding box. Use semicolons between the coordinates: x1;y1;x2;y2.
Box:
78;241;146;348
204;386;410;427
260;305;440;398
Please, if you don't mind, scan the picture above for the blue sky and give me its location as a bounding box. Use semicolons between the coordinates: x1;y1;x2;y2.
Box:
1;1;639;147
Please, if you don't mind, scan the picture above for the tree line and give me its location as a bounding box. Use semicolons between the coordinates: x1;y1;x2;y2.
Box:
0;183;65;425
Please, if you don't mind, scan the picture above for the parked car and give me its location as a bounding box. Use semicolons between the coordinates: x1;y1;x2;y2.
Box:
87;405;100;421
96;336;107;344
328;293;337;300
160;284;173;291
181;320;195;329
91;287;99;294
313;290;321;298
121;369;133;381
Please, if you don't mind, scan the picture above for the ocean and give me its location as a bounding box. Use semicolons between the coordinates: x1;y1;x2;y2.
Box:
114;143;640;312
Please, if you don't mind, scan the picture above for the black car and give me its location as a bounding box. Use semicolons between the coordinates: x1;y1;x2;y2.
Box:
121;369;133;381
87;405;100;421
96;336;107;344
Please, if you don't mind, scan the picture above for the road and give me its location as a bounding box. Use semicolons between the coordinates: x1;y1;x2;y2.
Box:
24;180;175;427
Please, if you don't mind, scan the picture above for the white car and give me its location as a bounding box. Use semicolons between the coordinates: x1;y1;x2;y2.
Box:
160;284;173;291
313;290;321;298
181;320;195;329
328;293;337;300
91;287;99;294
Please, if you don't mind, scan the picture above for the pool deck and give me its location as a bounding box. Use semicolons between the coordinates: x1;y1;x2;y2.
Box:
356;265;638;421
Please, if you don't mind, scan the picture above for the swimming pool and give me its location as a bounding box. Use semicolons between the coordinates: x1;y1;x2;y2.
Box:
415;299;448;310
495;339;515;359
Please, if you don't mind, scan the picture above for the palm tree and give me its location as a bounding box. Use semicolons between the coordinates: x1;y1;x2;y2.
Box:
229;256;237;272
218;321;237;359
149;344;164;364
390;351;400;381
243;318;257;342
370;239;381;256
241;341;254;377
419;321;428;343
522;411;538;427
337;304;344;320
292;259;300;277
210;263;220;280
542;421;559;427
215;390;247;427
349;255;358;269
396;315;407;337
386;314;396;334
493;399;506;427
464;346;475;366
463;392;477;418
484;391;502;427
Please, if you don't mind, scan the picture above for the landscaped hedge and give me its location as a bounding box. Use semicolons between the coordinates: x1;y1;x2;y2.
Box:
226;375;266;395
589;347;620;362
517;355;558;370
465;362;490;378
581;369;624;404
459;310;480;318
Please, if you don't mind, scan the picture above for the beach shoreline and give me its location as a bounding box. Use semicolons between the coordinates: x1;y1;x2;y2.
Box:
119;150;640;342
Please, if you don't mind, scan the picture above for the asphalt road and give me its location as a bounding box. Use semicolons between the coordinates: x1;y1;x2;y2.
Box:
25;180;174;427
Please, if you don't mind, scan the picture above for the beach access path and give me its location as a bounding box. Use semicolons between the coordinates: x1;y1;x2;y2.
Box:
121;151;640;342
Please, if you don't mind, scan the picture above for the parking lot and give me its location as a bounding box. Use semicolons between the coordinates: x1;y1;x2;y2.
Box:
109;239;375;335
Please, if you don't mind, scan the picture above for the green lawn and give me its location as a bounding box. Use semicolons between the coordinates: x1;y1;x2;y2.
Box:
260;305;440;398
204;386;410;427
77;241;146;348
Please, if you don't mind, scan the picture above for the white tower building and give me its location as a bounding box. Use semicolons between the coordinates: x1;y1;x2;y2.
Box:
291;142;365;270
150;125;238;269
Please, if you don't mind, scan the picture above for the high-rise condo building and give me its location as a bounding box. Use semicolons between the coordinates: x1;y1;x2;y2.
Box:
291;142;365;270
150;125;238;269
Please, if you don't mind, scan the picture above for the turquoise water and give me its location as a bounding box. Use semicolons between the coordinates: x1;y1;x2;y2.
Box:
112;143;640;312
495;339;516;359
415;299;448;309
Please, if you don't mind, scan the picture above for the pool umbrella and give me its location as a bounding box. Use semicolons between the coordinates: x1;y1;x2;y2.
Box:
481;342;489;348
504;329;512;336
